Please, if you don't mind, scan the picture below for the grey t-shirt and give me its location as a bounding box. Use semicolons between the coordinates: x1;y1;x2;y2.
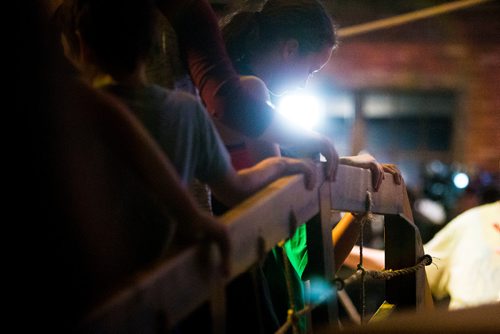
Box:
104;84;231;186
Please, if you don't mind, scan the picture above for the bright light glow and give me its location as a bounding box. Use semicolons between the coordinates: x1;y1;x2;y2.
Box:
453;172;469;189
277;94;322;130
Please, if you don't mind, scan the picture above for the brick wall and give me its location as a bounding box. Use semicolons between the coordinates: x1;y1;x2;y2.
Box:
317;6;499;173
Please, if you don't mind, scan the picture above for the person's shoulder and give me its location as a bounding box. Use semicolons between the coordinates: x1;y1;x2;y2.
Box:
159;87;204;110
154;87;212;124
239;75;271;102
449;201;499;228
462;201;499;217
163;88;199;103
476;201;500;220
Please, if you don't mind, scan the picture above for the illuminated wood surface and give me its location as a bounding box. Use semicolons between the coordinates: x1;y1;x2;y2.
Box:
83;164;423;331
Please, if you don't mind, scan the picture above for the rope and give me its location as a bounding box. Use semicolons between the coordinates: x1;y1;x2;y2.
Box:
275;255;433;333
338;0;492;38
358;217;366;324
356;191;373;324
275;187;435;332
276;238;333;334
279;241;299;334
341;254;433;286
274;297;325;334
278;190;375;332
275;317;293;334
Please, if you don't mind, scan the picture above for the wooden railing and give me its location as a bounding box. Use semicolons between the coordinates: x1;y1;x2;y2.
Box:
82;164;427;333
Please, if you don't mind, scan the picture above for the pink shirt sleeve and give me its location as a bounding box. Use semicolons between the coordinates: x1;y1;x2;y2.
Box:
158;0;275;137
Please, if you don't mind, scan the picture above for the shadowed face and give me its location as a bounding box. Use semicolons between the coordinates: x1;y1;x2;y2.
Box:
269;43;334;95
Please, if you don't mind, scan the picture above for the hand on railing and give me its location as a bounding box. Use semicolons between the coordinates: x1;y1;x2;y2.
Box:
316;134;340;182
381;163;403;185
280;157;318;190
258;114;340;182
339;154;402;191
292;133;340;182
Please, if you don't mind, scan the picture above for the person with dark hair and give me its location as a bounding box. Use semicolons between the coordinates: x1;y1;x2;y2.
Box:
213;1;402;332
71;0;321;251
222;0;337;95
54;0;341;181
217;0;401;188
21;1;231;331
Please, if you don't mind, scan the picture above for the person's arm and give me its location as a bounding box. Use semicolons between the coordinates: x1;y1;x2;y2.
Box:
260;116;341;181
157;0;341;180
89;87;231;274
157;0;273;136
332;213;363;273
344;246;385;271
210;157;317;208
339;154;402;191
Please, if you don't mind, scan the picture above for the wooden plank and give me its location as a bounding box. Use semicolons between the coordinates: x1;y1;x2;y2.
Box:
326;302;500;334
385;213;428;311
82;164;416;332
330;165;407;216
306;182;339;330
84;166;327;331
219;169;324;279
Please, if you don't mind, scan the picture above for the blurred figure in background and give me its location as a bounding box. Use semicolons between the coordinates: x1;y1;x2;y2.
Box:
345;194;500;310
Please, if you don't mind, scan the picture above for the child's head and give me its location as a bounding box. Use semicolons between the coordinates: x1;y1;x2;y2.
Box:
71;0;157;79
222;0;337;94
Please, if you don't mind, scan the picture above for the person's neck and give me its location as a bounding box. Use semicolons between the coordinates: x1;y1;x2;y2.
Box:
248;54;281;94
249;62;268;82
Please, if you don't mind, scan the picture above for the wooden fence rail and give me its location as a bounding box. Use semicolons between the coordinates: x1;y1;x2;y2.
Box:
82;164;426;333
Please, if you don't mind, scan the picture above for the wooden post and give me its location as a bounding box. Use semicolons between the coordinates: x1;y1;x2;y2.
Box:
81;165;427;333
384;213;427;311
305;181;339;330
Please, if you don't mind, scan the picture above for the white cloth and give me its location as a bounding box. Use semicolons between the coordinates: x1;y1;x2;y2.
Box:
424;201;500;309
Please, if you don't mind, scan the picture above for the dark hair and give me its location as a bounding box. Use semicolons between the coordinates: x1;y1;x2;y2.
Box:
73;0;157;76
221;0;336;69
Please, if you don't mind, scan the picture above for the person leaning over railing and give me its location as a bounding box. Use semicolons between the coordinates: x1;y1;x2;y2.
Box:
23;1;230;331
65;6;330;332
213;1;402;332
55;0;340;179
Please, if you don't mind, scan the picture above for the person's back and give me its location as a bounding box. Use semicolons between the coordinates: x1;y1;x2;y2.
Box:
23;4;170;323
424;201;500;309
103;84;231;187
74;0;319;203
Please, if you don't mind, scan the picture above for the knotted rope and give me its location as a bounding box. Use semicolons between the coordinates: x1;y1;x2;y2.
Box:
276;240;333;334
279;240;299;334
341;254;433;286
275;190;433;332
356;191;374;323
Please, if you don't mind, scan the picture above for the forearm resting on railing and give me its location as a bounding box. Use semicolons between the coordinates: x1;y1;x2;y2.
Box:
344;245;385;271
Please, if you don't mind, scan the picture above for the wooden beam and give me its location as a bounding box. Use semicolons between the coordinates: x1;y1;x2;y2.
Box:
82;164;416;332
306;182;339;329
323;302;500;333
84;165;326;330
330;165;409;217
